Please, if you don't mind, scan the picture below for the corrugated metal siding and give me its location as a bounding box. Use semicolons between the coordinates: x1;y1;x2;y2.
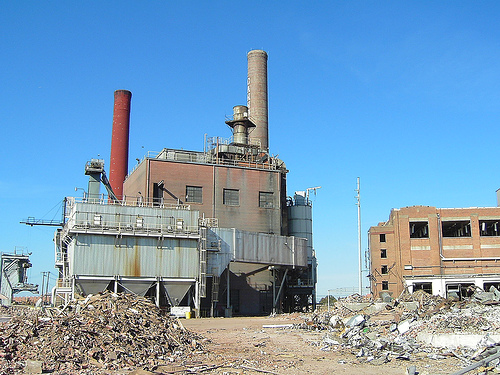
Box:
209;228;307;270
69;235;199;277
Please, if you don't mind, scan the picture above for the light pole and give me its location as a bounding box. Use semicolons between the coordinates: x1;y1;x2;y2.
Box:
74;187;87;200
356;178;362;295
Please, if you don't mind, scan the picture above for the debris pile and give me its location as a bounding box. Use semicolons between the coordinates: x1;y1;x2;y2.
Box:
303;288;500;370
0;291;204;374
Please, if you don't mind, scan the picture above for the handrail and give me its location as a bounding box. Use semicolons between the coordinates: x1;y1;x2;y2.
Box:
70;196;192;210
64;208;200;236
125;147;283;174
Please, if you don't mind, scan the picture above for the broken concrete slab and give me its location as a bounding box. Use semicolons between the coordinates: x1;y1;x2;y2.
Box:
417;333;500;349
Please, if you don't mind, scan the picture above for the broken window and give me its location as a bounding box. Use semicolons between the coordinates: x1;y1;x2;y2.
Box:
382;281;389;290
223;189;239;206
381;265;388;275
259;192;274;208
186;186;202;203
479;220;500;236
380;249;387;259
379;233;386;242
413;282;432;294
441;220;471;237
410;221;429;238
446;283;474;300
484;282;500;291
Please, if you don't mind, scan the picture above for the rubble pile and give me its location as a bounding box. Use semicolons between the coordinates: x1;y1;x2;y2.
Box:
397;289;448;316
305;289;500;369
338;293;371;304
0;292;204;374
418;305;500;334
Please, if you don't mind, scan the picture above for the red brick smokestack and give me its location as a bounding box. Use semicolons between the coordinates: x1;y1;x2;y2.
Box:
110;90;132;200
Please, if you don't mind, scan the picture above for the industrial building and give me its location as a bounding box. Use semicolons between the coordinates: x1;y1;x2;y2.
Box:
369;204;500;299
0;252;37;306
52;50;318;316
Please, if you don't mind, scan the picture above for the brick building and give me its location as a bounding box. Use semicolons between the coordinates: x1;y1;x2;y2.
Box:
369;205;500;299
123;148;287;236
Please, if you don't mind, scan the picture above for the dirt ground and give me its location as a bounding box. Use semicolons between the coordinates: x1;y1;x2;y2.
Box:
179;315;465;375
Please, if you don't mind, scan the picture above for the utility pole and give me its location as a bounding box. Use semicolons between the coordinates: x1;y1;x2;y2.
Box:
40;271;51;305
40;272;46;306
45;271;50;305
355;177;362;295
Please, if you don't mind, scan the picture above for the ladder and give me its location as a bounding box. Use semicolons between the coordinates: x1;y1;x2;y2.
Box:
212;275;220;303
199;227;207;298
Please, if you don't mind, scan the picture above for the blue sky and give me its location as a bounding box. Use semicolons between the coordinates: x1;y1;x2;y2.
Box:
1;1;500;298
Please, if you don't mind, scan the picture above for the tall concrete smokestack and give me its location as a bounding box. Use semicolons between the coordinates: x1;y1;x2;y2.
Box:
247;50;268;151
109;89;131;200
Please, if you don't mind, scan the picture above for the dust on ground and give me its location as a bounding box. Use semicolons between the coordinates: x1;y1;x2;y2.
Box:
183;315;462;375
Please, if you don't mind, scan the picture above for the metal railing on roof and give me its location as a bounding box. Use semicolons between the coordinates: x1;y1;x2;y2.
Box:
125;144;283;176
68;196;192;210
64;207;199;237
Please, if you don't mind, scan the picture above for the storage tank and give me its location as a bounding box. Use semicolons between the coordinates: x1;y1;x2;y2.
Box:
287;191;313;260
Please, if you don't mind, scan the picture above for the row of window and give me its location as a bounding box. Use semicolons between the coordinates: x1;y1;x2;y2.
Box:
185;186;274;208
380;282;500;296
378;219;500;241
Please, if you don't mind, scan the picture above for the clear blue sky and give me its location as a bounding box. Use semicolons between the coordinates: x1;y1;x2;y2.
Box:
2;1;500;298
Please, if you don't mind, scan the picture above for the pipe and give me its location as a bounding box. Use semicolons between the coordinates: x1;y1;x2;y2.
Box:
450;347;500;375
226;262;231;312
247;50;268;151
442;257;500;261
272;267;275;314
109;90;132;200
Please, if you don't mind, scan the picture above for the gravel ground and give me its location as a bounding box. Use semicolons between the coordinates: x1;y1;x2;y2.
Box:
182;315;465;375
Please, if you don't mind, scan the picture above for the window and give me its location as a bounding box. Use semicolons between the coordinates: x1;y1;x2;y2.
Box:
480;220;500;236
381;265;388;275
259;192;274;208
382;281;389;290
446;283;474;300
186;186;202;203
413;282;432;294
153;182;163;207
410;221;429;238
484;282;500;291
379;233;386;242
380;249;387;259
442;220;471;237
223;189;239;206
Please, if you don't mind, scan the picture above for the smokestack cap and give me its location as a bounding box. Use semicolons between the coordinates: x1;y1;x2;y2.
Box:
247;50;268;58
